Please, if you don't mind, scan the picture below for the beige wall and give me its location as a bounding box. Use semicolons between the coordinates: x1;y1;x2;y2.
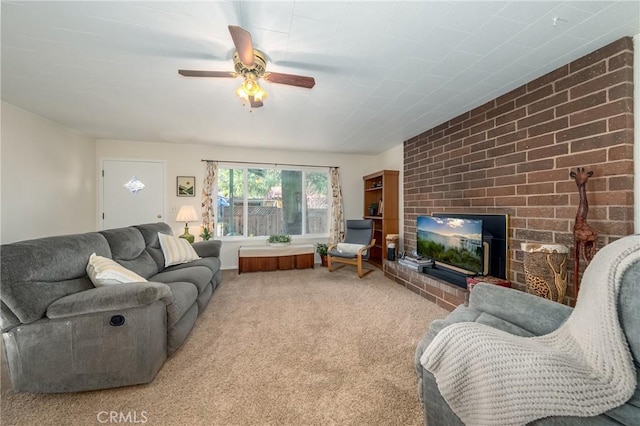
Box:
0;99;399;266
96;139;381;268
1;102;96;244
0;99;404;265
0;102;96;392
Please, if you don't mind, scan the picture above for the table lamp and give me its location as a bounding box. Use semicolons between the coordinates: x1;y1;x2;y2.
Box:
176;205;199;243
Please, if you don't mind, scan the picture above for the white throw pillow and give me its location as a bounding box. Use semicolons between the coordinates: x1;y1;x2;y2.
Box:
158;232;200;267
86;253;148;287
337;243;367;256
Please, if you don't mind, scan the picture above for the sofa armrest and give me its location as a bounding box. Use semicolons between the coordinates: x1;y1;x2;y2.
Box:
192;240;222;258
469;283;573;335
46;282;173;319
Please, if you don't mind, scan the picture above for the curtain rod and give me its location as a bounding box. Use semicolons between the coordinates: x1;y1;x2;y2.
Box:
201;159;337;169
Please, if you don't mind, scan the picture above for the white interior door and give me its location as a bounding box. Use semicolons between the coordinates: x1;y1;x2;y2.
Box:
102;159;165;229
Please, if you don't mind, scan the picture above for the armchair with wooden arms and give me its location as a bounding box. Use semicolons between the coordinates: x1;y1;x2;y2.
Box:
327;219;376;278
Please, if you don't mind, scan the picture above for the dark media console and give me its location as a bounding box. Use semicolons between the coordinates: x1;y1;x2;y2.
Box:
421;263;471;289
399;252;473;289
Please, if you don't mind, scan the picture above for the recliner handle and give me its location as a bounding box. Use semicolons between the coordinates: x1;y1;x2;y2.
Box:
109;315;125;327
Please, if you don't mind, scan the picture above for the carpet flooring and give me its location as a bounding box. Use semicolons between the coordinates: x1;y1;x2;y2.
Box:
0;267;448;425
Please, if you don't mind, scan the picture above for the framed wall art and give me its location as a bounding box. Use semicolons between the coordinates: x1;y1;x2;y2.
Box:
177;176;195;197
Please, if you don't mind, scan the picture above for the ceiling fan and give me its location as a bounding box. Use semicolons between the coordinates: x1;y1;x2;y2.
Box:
178;25;316;109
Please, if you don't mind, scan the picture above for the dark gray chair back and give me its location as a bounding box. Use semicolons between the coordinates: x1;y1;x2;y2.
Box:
344;220;374;258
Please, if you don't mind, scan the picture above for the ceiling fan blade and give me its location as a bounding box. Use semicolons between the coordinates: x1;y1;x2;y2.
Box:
228;25;255;67
263;72;315;89
178;70;237;78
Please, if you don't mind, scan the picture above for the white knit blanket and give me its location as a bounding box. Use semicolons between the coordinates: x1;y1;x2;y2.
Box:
421;235;639;425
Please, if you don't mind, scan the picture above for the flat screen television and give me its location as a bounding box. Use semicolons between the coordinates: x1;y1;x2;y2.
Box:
417;216;484;275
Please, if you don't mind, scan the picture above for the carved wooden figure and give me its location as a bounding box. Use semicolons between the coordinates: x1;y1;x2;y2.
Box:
522;243;569;303
570;167;597;297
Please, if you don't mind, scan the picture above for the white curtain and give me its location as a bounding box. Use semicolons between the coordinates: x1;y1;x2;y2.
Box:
329;167;344;244
202;161;217;234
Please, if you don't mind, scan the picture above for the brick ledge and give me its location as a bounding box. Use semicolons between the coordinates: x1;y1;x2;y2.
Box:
383;260;468;312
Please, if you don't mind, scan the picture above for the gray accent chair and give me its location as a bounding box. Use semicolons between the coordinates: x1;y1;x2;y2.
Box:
1;222;222;393
415;235;640;425
327;219;376;278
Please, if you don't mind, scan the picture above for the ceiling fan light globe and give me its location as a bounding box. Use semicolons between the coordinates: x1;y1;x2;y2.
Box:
236;86;249;101
254;90;266;102
241;77;263;97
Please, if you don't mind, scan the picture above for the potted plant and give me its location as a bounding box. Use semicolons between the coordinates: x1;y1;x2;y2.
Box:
267;234;292;246
200;226;212;241
315;242;329;267
368;202;378;216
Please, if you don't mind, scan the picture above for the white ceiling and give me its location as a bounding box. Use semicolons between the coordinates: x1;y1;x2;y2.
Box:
2;1;639;155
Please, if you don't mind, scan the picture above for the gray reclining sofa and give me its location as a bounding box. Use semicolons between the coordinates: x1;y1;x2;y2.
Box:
415;234;640;425
1;222;222;393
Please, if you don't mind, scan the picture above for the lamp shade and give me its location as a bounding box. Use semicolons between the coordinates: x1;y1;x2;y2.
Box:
176;205;199;223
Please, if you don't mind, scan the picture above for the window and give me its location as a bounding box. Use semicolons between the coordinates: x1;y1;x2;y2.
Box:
215;165;330;238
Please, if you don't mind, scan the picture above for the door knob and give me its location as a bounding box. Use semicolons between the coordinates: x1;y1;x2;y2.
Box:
157;214;162;219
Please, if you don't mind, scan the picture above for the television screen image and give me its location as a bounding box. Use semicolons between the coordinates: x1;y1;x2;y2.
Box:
417;216;484;274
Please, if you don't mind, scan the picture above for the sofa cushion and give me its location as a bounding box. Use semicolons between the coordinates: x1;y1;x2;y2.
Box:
468;283;572;336
158;233;200;267
86;254;148;287
151;266;213;295
167;303;198;356
100;227;159;278
165;257;221;279
163;282;198;328
135;222;173;271
416;305;533;366
475;311;533;337
1;233;110;324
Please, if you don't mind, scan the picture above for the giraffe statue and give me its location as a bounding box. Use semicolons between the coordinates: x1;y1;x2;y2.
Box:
570;167;597;298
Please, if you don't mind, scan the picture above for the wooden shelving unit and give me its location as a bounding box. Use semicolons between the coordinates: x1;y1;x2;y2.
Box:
363;170;399;268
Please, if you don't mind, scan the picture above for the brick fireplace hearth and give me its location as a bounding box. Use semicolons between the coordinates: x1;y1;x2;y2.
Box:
403;36;635;307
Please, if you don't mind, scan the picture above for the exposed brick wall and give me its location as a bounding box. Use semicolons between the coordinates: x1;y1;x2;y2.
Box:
403;37;635;306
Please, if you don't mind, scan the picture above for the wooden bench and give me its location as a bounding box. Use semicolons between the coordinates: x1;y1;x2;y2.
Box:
238;244;315;274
